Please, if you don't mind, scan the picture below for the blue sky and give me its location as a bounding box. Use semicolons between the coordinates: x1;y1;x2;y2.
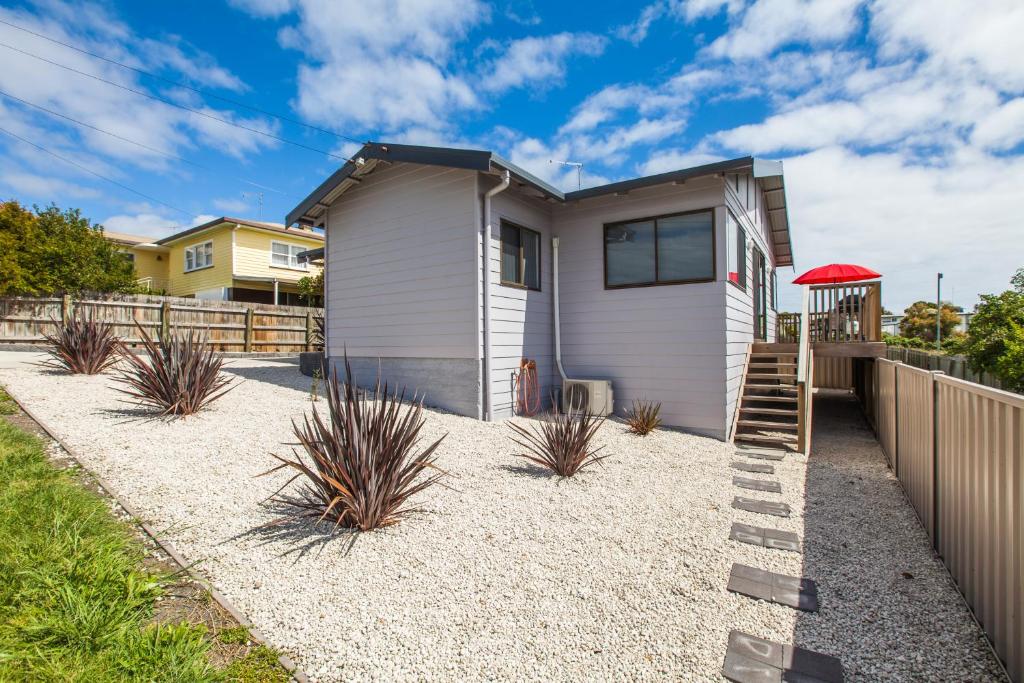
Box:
0;0;1021;312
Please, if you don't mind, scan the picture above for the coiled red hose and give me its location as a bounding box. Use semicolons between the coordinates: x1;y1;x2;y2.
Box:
515;358;541;416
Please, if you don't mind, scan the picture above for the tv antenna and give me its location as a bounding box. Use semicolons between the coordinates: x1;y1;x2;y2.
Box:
549;159;583;190
241;191;264;219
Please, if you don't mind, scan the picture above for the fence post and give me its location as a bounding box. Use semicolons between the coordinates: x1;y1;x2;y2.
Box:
61;293;72;325
244;308;254;353
931;371;944;552
893;361;901;477
305;310;314;352
160;302;170;340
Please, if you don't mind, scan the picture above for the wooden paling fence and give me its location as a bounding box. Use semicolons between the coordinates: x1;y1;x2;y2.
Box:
886;345;1005;391
0;294;322;353
873;358;1023;681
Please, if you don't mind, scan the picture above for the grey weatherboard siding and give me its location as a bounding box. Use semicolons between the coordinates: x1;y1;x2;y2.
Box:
319;157;784;437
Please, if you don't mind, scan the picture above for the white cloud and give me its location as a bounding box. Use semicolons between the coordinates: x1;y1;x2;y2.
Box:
972;98;1024;151
615;3;665;45
227;0;295;18
100;212;219;238
672;0;746;22
0;170;100;199
212;197;251;213
639;148;725;175
480;33;607;93
705;0;862;60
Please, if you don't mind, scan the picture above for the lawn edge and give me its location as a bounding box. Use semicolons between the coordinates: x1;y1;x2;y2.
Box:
1;382;310;683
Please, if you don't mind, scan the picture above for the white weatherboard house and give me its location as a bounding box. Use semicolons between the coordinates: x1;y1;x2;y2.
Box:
287;143;793;439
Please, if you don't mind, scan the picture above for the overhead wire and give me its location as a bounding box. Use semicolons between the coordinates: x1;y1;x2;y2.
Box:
0;40;355;162
0;88;286;195
0;17;365;145
0;124;194;218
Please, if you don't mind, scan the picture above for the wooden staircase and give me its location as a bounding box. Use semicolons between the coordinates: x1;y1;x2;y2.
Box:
734;343;800;450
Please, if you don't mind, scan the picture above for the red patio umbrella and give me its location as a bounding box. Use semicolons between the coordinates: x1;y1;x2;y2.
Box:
793;263;881;285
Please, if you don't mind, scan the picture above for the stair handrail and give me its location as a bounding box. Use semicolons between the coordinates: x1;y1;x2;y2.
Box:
796;284;813;453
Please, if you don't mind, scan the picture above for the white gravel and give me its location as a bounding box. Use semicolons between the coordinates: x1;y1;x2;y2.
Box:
0;357;1005;682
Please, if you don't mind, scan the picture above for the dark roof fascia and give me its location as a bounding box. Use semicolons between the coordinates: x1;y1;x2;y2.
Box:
296;246;325;264
157;217;323;245
563;156;755;202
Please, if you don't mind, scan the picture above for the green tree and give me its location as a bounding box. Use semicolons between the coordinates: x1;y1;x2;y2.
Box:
963;269;1024;392
297;270;323;306
0;200;137;295
898;300;961;343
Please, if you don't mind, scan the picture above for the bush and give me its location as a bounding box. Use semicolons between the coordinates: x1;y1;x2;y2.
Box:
261;355;447;532
625;399;661;435
42;314;121;374
964;282;1024;392
508;408;607;477
114;326;234;416
883;332;927;349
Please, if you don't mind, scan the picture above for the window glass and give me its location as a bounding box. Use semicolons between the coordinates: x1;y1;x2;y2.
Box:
500;223;521;284
605;220;655;286
727;212;747;288
271;242;308;269
185;242;212;272
657;212;714;282
523;229;540;290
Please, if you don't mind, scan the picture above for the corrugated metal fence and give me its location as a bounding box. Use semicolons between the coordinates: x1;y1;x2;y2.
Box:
814;356;853;389
874;358;1023;680
0;294;321;353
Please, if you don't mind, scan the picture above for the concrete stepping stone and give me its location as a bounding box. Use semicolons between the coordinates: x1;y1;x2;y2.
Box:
727;563;819;612
732;460;775;474
736;448;785;461
729;523;802;553
723;630;844;683
733;496;790;517
733;476;782;493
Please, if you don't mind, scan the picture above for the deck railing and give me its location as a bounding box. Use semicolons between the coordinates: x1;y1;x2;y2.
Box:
776;281;882;344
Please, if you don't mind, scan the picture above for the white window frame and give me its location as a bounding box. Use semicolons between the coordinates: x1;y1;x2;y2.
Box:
270;241;309;270
184;241;213;272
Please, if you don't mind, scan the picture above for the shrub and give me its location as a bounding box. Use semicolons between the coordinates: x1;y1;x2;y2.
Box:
311;313;324;349
625;399;661;435
508;408;607;477
115;326;234;416
261;355;447;532
42;314;121;374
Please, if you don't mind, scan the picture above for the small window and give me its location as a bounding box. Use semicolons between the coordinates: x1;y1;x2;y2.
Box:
604;209;714;288
499;221;540;290
726;211;747;289
271;242;309;270
121;252;135;263
184;241;213;272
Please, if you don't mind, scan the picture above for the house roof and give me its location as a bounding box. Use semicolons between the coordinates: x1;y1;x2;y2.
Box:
286;142;794;267
155;216;324;246
103;230;154;245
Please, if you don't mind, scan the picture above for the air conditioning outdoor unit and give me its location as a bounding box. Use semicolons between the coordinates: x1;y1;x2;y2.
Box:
562;379;614;416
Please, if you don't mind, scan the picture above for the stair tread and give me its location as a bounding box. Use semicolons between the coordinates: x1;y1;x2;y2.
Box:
743;396;798;403
749;362;797;368
746;373;797;379
738;419;799;430
739;407;798;415
737;432;799;444
745;385;798;392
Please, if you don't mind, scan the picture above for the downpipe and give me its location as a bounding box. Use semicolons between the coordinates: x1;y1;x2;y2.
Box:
552;236;568;383
482;170;510;421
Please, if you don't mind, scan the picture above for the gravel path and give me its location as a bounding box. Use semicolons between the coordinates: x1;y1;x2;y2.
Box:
0;358;1005;681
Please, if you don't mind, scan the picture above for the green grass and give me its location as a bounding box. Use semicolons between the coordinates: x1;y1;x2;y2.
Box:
0;387;17;415
217;626;251;646
0;419;286;682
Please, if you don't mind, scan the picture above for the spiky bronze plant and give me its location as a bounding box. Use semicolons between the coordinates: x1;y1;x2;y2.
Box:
311;313;325;349
508;408;607;477
114;325;234;416
42;314;121;374
625;399;662;436
261;355;447;532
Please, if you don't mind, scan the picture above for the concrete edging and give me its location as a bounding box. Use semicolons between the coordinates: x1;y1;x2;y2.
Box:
2;387;310;683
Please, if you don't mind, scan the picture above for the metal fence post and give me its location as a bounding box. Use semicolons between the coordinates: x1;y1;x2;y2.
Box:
61;293;72;325
893;361;901;478
244;308;254;353
931;371;944;552
160;302;170;340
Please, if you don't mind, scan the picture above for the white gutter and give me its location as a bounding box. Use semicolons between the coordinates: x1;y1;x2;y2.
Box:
482;170;510;421
552;236;568;382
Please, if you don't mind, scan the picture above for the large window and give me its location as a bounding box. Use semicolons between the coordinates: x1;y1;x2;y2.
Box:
271;242;309;270
184;241;213;272
727;211;747;289
500;221;540;290
604;209;714;288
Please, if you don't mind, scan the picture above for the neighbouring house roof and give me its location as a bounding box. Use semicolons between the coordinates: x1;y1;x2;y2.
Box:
285;141;795;267
103;230;153;245
155;216;325;246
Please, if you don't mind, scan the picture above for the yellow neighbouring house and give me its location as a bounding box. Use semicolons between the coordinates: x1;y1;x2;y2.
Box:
105;217;324;305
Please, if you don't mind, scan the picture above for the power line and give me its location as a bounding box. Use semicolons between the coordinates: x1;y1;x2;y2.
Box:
0;40;354;163
0;88;285;195
0;124;194;218
0;17;366;145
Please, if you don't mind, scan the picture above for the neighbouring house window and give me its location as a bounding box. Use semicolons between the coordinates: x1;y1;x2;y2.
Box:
500;221;541;290
184;241;213;272
271;242;309;270
726;211;747;289
604;209;715;288
121;251;135;263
